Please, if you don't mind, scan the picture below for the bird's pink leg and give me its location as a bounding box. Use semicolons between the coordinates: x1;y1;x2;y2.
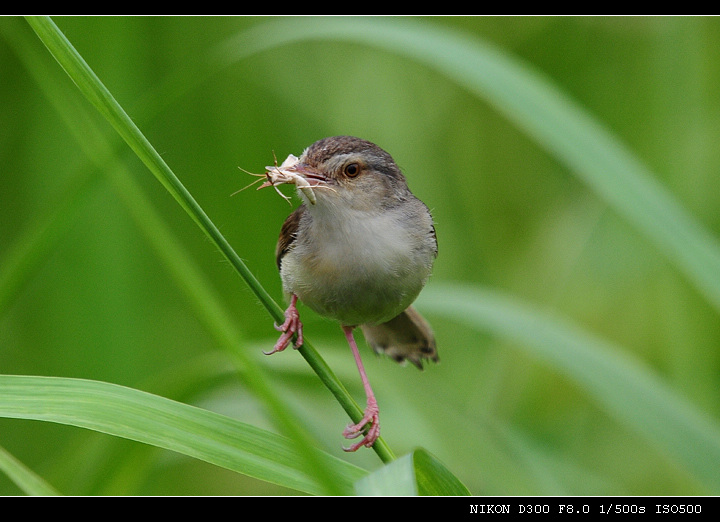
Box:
264;294;303;355
341;325;380;451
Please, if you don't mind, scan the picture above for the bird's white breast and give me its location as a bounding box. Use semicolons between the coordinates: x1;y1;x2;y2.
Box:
280;202;434;326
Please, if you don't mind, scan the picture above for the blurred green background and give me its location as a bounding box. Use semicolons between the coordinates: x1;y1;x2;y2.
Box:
1;16;720;495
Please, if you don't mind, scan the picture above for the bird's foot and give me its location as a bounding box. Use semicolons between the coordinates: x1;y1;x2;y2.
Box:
264;295;303;355
342;396;380;452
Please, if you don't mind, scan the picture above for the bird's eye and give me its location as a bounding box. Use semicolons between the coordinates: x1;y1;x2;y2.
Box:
344;162;360;177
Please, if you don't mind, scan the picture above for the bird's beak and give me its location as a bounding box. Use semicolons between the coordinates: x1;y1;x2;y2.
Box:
288;163;331;187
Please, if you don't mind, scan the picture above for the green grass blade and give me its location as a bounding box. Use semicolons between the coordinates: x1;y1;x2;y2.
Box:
0;444;61;495
354;453;419;496
0;374;366;495
419;283;720;492
355;448;471;496
412;448;472;496
218;16;720;313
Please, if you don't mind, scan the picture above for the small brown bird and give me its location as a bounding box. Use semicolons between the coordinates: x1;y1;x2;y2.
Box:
262;136;438;451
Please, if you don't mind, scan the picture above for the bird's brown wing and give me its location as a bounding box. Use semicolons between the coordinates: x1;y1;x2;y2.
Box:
275;205;306;271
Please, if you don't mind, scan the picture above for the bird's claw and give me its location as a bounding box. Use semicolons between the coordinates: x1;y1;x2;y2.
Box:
264;297;303;355
342;397;380;452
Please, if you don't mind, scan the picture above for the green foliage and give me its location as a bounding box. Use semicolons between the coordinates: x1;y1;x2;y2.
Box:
355;448;471;495
0;375;366;495
1;15;720;495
